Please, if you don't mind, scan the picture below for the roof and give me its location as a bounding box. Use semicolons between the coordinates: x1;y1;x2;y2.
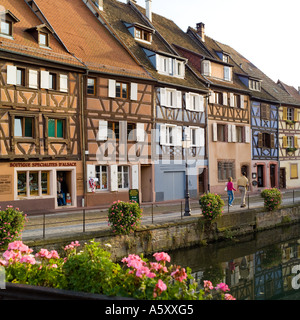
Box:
277;80;300;104
99;0;207;92
33;0;151;79
0;0;83;68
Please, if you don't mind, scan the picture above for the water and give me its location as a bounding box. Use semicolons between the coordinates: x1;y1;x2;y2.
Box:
168;223;300;300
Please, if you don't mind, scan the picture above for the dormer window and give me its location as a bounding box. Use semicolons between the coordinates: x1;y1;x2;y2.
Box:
124;22;154;44
249;78;261;91
223;54;229;63
0;10;19;38
26;24;52;48
135;27;151;42
155;53;185;78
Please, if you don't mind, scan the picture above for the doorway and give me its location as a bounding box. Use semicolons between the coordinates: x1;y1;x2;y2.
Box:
141;165;152;202
56;170;73;207
198;168;207;195
279;168;286;189
270;164;276;188
257;165;264;187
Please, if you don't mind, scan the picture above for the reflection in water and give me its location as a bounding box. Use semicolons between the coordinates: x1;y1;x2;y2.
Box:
168;223;300;300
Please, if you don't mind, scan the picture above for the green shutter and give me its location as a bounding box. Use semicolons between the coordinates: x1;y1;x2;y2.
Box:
56;119;64;138
24;118;33;137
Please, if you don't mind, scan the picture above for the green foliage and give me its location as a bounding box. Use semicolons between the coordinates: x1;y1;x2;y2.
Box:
108;200;142;235
199;193;224;222
261;188;282;211
0;206;27;250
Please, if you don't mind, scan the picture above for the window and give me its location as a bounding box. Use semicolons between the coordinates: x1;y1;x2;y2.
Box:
249;79;261;91
224;66;231;81
16;68;25;86
127;123;136;141
223;54;229;63
166;125;174;145
17;170;50;198
118;166;129;189
214;92;223;105
14;116;34;138
190;128;197;146
234;94;241;108
287;108;294;121
116;82;128;99
108;122;119;140
48;118;64;138
262;133;271;148
236;126;243;143
287;136;294;148
95;165;108;190
217;124;226;142
156;54;185;78
49;73;57;90
87;78;96;95
0;20;12;36
291;164;298;179
261;104;271;120
135;27;151;42
218;161;235;181
39;32;48;47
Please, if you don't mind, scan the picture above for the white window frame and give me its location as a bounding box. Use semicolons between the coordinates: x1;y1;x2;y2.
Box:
118;165;129;189
224;66;231;81
95;165;108;191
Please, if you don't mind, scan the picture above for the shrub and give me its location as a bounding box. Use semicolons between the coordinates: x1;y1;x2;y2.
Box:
108;200;142;235
261;188;282;211
0;206;27;250
199;193;224;222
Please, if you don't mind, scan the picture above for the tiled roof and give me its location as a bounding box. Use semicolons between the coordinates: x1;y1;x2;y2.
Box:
33;0;151;79
277;80;300;104
0;0;83;67
100;0;207;91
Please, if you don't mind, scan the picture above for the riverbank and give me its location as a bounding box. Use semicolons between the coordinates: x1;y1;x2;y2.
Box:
24;202;300;261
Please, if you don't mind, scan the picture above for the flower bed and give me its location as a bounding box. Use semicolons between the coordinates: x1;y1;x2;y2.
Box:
261;188;282;211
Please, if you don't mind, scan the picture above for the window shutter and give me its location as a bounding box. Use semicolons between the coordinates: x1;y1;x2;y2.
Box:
212;123;218;142
227;124;232;142
160;88;167;107
60;74;68;92
224;66;231;81
110;165;118;191
108;79;116;98
7;65;17;85
209;91;215;104
229;93;234;107
97;120;108;141
294;109;298;122
29;69;38;89
295;136;298;149
258;133;263;148
198;95;204;112
185;92;191;110
282;107;287;121
291;164;298;179
41;71;50;89
160;124;166;145
240;95;245;109
176;126;182;146
231;124;236;142
136;123;145;142
184;126;191;142
131;165;139;189
197;127;205;147
282;136;288;148
271;134;275;148
168;58;173;75
245;126;251;143
176;90;182;108
86;164;96;192
156;54;162;72
223;92;228;106
201;60;211;76
130;83;138;101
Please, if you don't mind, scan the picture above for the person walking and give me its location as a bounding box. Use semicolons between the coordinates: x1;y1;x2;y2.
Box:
226;177;236;207
237;172;249;208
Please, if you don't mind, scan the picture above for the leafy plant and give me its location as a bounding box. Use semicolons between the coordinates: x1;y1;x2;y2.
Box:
199;193;224;222
0;206;27;250
108;200;142;235
261;188;282;211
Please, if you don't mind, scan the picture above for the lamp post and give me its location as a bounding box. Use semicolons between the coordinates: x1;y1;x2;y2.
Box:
183;133;191;216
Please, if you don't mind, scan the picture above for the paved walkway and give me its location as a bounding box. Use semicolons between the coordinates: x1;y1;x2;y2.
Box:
22;191;300;241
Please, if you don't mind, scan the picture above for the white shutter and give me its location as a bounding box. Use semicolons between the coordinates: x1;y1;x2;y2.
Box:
245;126;250;143
160;124;166;145
185;92;191;110
131;83;138;100
223;92;228;106
176;90;182;108
136;123;145;142
156;54;161;72
160;88;167;107
41;71;50;89
108;79;116;98
184;126;191;142
131;165;139;189
201;60;211;76
209;91;215;104
240;95;245;109
228;124;232;142
229;93;234;107
176;126;182;146
87;164;96;192
198;127;205;147
7;65;17;85
231;124;237;142
212;123;218;142
168;58;173;75
198;95;204;112
110;165;118;191
60;74;68;92
29;69;38;89
97;120;108;141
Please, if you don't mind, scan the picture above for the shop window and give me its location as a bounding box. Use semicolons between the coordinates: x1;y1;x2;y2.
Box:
48;118;65;138
95;165;108;190
118;166;129;189
17;170;50;198
14;116;34;138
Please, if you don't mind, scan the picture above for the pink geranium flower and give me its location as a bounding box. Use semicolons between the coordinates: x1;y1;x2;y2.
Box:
153;252;171;263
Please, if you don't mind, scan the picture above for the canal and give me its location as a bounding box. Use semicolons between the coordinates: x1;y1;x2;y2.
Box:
168;222;300;300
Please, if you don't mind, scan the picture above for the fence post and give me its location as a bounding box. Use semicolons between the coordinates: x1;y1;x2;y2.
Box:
293;189;295;203
228;195;230;213
181;201;183;219
83;209;86;233
248;193;250;209
152;204;154;224
43;213;46;239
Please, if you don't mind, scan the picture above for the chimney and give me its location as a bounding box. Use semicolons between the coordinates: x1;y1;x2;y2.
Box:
94;0;103;11
145;0;152;22
196;22;205;42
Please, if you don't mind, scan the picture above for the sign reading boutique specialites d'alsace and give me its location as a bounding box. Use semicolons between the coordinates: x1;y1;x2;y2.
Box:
10;162;77;168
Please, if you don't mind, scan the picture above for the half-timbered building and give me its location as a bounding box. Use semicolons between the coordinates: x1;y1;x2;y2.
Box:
0;0;86;213
33;0;155;207
98;0;209;202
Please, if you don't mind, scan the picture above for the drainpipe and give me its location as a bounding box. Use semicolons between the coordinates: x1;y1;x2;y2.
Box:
205;88;211;193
